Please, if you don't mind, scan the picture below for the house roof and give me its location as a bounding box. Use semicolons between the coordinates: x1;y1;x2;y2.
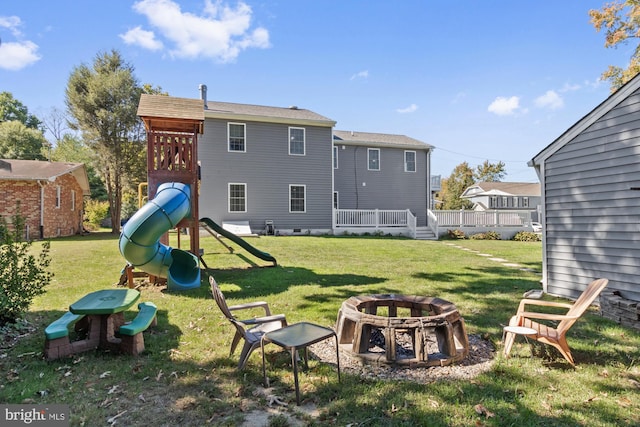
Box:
137;94;205;133
529;72;640;170
204;100;336;127
461;181;540;198
0;159;91;195
333;130;433;150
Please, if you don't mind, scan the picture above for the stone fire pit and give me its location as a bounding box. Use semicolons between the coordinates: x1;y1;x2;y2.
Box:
335;294;469;367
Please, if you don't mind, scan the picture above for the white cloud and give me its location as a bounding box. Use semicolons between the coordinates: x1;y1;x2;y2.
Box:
534;90;564;110
120;26;164;51
487;96;520;116
0;40;41;70
0;16;23;37
350;70;368;80
125;0;270;63
0;15;41;70
397;103;418;114
559;82;581;92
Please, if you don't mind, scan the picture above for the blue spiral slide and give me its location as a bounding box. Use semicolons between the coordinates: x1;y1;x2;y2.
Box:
119;182;201;290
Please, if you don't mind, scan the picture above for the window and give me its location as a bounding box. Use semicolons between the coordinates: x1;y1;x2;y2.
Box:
512;196;518;208
522;197;529;208
404;151;416;172
228;123;246;152
289;127;305;155
368;148;380;170
333;191;339;209
290;185;306;213
490;196;497;208
71;190;76;211
55;186;61;209
333;146;338;169
228;183;246;212
501;196;508;207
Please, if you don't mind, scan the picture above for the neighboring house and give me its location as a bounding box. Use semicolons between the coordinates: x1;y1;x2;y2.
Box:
332;130;433;227
529;72;640;327
198;99;337;235
0;159;90;240
461;181;541;214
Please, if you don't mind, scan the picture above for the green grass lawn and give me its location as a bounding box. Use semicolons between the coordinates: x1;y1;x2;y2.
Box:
1;233;639;426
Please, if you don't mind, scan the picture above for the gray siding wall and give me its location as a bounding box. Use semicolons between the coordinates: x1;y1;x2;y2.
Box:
198;118;333;233
333;145;429;226
544;90;640;301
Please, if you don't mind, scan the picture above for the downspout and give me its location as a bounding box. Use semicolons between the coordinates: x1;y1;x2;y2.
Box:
37;180;45;239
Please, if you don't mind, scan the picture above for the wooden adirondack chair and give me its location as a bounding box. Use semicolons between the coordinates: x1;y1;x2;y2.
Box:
504;278;609;365
209;274;287;369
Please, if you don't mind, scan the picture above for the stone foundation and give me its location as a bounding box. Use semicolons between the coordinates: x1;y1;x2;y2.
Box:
599;290;640;331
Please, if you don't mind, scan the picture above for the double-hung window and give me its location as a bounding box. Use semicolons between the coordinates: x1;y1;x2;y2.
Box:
71;190;76;211
55;186;61;209
404;151;416;172
228;183;247;212
333;146;338;169
368;148;380;171
290;185;306;213
228;123;246;152
289;127;305;155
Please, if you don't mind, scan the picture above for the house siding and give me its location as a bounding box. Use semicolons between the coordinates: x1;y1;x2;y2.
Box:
542;90;640;301
0;174;84;240
333;145;429;226
198;118;333;233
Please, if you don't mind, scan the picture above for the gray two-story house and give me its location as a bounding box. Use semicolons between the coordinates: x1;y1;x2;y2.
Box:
198;100;336;235
332;130;433;227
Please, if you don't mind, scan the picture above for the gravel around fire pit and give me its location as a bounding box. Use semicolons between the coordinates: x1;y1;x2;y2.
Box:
309;333;496;384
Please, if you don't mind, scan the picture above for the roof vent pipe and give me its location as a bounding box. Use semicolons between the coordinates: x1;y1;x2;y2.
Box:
199;84;208;110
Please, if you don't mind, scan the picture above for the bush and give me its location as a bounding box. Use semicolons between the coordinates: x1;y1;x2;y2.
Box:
446;229;466;239
0;213;53;325
513;231;542;242
84;199;110;228
470;231;501;240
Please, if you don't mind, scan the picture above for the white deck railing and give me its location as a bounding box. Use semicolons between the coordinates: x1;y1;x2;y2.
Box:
334;208;414;228
432;209;533;227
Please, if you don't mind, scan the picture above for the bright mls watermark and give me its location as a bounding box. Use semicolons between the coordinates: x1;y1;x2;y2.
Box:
1;405;69;426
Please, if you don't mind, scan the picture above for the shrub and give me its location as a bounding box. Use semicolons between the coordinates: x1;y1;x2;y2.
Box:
513;231;542;242
446;229;466;239
84;199;110;229
470;231;501;240
0;213;53;325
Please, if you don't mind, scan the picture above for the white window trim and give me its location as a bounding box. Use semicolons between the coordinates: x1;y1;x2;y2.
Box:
333;146;338;169
404;150;416;172
71;190;76;211
227;122;246;153
289;184;306;213
368;148;380;171
228;182;247;213
333;191;339;209
288;127;306;156
55;185;61;209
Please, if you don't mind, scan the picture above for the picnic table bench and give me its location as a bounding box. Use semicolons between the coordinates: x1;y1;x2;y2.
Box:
44;289;157;360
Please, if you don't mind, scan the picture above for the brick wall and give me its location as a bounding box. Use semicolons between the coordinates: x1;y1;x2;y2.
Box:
0;175;84;240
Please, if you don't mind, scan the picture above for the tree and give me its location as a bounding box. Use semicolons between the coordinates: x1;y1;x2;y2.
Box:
51;134;107;200
65;50;144;233
0;92;42;130
0;120;48;160
439;162;475;210
474;160;506;182
590;1;640;91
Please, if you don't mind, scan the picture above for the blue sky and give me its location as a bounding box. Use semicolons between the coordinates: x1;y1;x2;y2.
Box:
0;1;632;182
